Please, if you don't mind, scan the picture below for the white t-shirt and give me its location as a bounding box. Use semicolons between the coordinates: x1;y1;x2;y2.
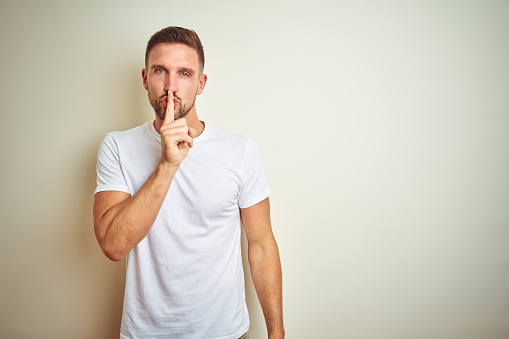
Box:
95;120;271;339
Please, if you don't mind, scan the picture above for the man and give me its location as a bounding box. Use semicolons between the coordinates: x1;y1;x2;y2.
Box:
93;26;284;339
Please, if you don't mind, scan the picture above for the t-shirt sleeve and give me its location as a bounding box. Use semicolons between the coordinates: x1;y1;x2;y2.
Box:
94;134;130;196
238;138;271;209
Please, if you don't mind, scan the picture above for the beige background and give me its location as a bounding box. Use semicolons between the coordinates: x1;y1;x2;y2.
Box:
1;0;508;338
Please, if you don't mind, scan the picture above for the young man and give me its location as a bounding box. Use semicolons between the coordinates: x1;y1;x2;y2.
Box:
93;26;284;339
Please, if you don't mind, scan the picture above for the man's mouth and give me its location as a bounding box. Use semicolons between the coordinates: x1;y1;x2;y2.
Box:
161;95;179;107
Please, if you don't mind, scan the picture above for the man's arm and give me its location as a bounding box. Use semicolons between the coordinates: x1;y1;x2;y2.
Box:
93;93;195;261
241;198;284;339
93;162;177;261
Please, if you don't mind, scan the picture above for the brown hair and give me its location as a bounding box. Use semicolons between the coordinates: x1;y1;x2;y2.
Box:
145;26;205;72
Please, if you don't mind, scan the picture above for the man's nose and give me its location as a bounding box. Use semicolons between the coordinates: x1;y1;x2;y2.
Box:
165;74;177;93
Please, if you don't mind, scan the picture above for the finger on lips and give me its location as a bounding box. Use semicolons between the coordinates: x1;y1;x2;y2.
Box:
160;93;196;150
164;91;174;124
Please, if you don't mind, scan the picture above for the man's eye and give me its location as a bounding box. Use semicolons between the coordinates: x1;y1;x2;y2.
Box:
155;68;166;74
179;72;190;77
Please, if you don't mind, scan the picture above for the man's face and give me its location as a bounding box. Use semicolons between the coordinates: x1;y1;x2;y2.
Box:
142;43;206;121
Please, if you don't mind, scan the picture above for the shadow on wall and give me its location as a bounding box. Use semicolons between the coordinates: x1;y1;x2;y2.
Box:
73;64;147;338
75;139;126;338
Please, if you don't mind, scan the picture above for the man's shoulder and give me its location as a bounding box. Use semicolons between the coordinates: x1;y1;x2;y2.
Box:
201;123;264;165
104;121;153;142
98;121;156;155
106;120;151;136
204;122;250;145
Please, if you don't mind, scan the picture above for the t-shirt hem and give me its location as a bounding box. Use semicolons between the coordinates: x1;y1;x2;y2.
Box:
119;323;249;339
94;186;130;196
239;188;271;209
232;323;250;339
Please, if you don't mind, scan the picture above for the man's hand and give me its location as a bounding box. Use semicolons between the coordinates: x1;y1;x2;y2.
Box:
159;91;197;169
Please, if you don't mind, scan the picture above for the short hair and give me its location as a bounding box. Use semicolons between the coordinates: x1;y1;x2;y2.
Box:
145;26;205;72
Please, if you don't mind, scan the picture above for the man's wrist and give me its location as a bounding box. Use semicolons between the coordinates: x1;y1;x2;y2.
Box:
268;328;285;339
157;161;179;176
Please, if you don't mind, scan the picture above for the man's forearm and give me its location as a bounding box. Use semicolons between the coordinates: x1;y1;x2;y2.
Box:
249;240;284;338
95;162;177;261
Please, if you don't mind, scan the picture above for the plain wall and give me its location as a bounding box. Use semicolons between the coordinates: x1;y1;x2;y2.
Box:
1;0;508;338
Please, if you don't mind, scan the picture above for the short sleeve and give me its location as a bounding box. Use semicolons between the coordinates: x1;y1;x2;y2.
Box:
94;134;130;195
238;139;271;209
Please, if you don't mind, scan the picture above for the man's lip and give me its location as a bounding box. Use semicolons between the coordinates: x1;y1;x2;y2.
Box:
162;96;179;106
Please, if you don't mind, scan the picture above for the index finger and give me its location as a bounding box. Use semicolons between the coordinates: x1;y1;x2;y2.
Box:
164;91;174;124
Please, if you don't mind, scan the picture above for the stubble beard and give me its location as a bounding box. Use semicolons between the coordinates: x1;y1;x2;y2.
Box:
150;94;195;121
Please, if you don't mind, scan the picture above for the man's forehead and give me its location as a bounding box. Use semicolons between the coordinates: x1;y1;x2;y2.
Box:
147;43;199;67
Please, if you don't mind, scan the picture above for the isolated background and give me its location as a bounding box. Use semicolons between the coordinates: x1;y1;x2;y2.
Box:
1;0;508;338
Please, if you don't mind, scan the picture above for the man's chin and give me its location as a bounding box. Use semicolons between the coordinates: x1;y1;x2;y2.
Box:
154;102;193;121
155;110;166;121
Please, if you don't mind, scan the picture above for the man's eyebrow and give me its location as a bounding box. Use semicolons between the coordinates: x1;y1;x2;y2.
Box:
178;67;195;75
150;64;167;70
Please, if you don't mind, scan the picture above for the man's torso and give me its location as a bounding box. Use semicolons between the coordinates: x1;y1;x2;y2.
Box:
96;121;270;338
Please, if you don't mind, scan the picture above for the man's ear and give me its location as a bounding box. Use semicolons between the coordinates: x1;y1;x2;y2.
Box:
197;73;207;95
142;68;148;91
